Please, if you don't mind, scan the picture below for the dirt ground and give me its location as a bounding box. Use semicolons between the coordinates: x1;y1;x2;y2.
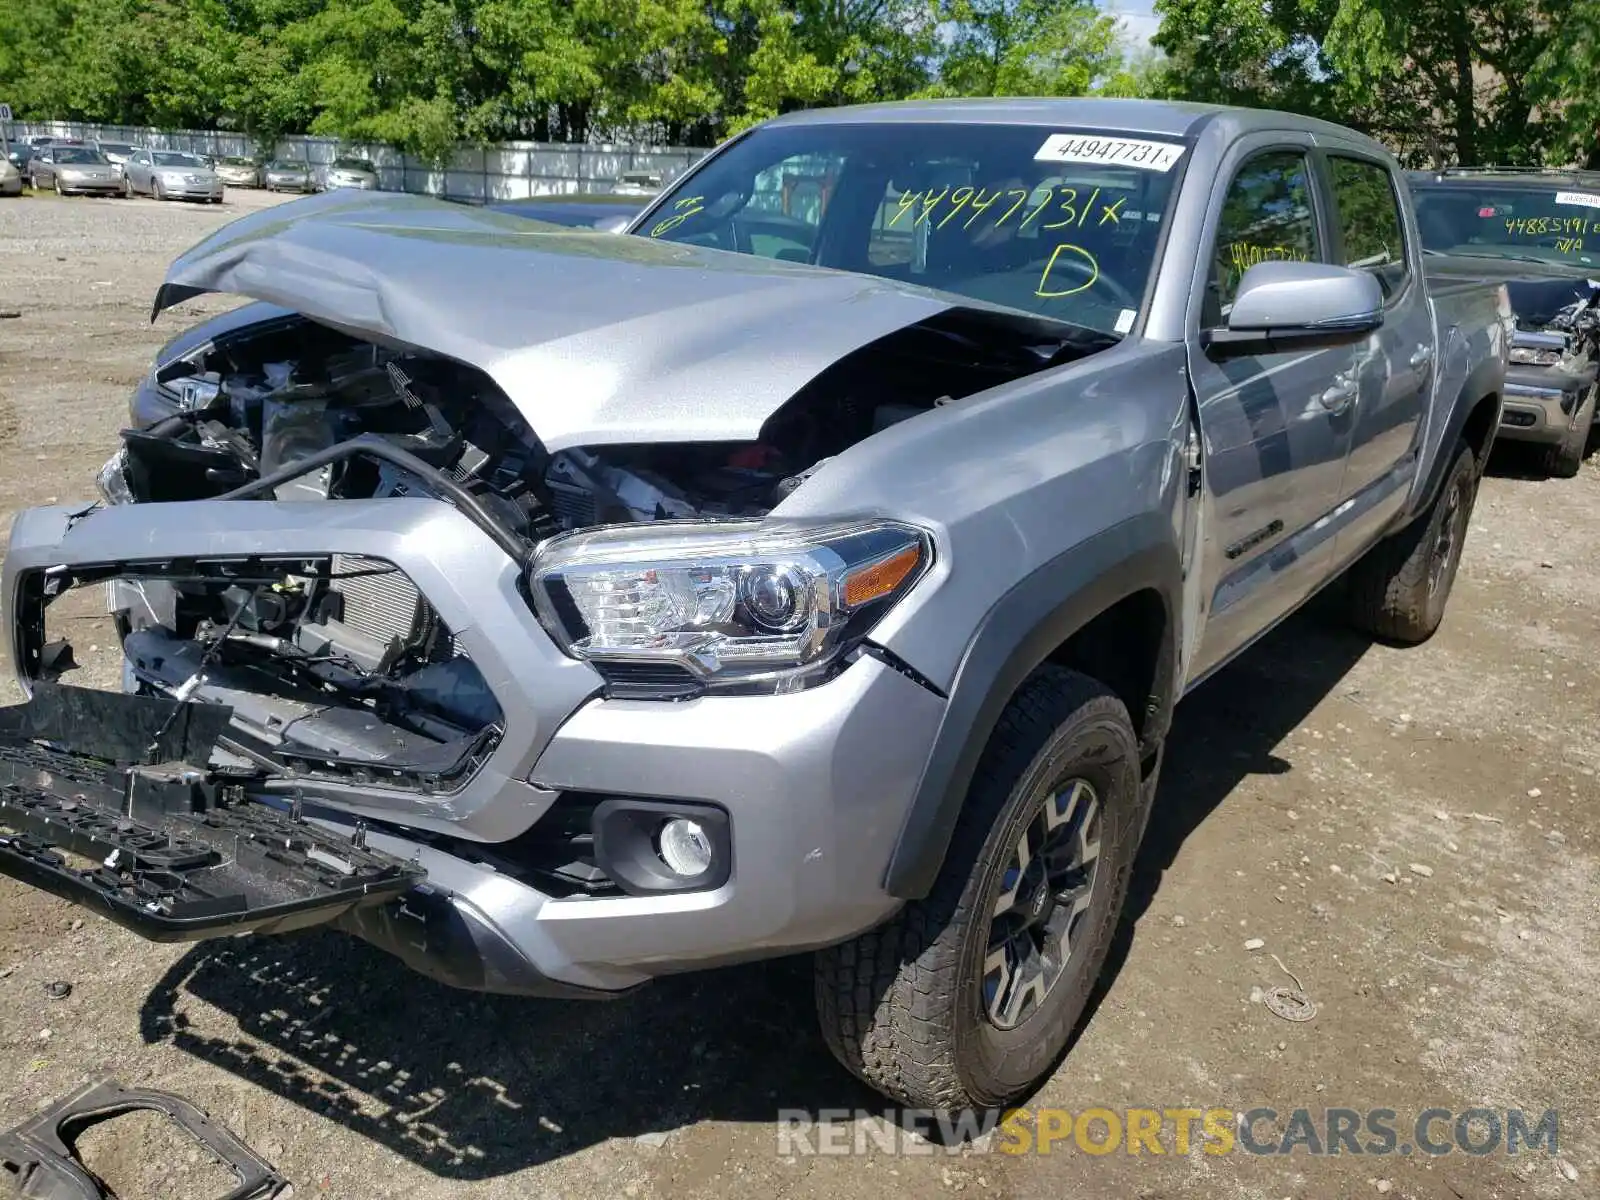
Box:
0;187;1596;1200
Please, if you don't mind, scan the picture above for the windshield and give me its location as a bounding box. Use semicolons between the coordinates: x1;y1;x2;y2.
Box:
332;158;374;171
268;161;304;171
153;152;204;168
98;143;134;155
1414;184;1600;269
54;148;106;165
221;157;253;166
639;122;1185;335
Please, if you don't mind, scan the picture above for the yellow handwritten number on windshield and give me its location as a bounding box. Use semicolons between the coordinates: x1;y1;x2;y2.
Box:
649;196;705;238
1035;244;1101;299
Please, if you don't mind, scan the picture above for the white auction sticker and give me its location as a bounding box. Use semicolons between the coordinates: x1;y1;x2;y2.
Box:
1555;190;1600;209
1035;134;1186;172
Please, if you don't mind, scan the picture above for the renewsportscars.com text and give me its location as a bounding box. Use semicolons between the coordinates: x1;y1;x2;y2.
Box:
776;1106;1560;1158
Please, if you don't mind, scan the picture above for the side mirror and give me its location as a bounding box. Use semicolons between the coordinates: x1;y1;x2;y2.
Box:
1205;261;1384;356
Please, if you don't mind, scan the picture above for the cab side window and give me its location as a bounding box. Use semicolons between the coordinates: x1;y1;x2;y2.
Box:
1206;151;1322;325
1328;156;1410;299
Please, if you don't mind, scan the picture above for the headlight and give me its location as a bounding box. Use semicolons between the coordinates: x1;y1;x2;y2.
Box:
530;520;931;694
1509;345;1563;366
96;450;135;506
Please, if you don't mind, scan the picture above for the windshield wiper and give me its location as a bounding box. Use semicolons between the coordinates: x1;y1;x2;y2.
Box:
1431;249;1578;266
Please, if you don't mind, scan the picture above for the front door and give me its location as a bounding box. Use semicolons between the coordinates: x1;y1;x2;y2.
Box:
1186;146;1359;679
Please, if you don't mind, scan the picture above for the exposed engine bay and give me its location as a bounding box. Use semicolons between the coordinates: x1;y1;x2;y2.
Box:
85;308;1078;790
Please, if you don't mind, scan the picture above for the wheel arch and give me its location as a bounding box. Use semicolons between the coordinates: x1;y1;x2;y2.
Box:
1411;358;1504;520
881;513;1182;900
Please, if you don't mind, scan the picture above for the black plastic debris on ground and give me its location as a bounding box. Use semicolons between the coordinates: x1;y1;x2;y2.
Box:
0;1076;288;1199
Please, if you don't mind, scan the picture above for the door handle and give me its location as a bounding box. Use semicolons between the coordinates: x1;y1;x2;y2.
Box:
1320;376;1358;414
1409;343;1434;369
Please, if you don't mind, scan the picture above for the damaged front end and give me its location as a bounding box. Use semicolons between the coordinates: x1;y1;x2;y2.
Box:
0;192;1104;990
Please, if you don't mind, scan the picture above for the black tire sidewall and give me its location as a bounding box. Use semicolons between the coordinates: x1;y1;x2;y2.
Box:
1420;446;1477;628
950;693;1143;1105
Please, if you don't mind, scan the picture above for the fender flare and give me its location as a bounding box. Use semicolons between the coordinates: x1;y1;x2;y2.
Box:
1410;354;1504;520
882;512;1183;900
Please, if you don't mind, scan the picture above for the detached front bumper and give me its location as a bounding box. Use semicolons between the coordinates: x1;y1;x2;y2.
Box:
1;498;942;995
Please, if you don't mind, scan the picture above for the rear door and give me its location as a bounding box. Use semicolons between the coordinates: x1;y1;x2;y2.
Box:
1320;152;1432;552
1186;140;1358;679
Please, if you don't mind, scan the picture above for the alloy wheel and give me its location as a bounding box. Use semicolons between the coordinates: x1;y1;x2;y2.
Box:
981;778;1102;1030
1427;476;1468;599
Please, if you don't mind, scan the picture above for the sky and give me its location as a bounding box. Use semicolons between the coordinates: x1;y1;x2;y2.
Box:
1099;0;1161;49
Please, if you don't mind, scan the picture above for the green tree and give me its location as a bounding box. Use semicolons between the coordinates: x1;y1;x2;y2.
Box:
930;0;1126;98
1154;0;1561;166
1527;0;1600;167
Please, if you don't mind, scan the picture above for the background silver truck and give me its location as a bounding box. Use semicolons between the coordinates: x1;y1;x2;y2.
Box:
0;99;1510;1111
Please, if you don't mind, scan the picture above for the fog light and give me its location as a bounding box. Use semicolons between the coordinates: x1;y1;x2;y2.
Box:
658;818;713;877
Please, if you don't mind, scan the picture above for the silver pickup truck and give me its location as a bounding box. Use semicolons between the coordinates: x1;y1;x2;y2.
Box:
0;99;1510;1111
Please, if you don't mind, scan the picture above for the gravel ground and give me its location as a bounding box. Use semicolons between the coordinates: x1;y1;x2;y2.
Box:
0;187;1597;1200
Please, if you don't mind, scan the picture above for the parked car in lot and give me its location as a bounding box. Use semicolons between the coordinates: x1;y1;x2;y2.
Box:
0;156;21;197
1410;167;1600;476
28;145;122;195
122;149;225;202
6;144;37;174
323;156;379;190
263;160;316;193
490;192;650;231
89;140;139;176
214;156;263;188
0;100;1511;1112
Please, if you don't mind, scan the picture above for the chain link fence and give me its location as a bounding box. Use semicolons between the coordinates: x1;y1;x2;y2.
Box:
2;119;709;201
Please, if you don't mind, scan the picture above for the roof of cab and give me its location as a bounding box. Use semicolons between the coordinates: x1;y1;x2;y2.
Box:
762;97;1384;148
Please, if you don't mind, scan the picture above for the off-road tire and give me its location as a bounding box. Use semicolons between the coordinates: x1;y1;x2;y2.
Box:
1538;384;1596;479
814;666;1146;1110
1348;440;1478;643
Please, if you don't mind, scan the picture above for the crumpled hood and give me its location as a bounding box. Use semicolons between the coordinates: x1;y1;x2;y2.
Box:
1423;253;1598;330
154;190;962;452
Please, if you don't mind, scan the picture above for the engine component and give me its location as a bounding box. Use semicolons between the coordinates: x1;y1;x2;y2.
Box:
296;555;435;673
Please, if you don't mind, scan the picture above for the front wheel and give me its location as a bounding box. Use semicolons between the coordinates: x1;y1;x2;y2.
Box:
1538;384;1596;479
152;177;164;201
1347;440;1479;643
815;667;1147;1109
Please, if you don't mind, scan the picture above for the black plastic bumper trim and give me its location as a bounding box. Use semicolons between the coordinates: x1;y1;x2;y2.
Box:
0;685;425;943
0;1077;287;1200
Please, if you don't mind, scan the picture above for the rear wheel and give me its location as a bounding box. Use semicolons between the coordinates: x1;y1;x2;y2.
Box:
152;177;165;201
122;176;133;198
1538;384;1596;479
1348;440;1478;644
815;667;1147;1109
